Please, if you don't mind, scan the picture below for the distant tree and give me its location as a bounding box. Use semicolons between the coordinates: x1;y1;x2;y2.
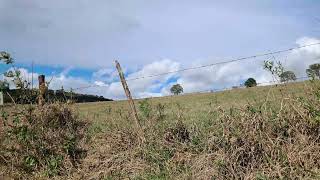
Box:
244;78;257;88
170;84;183;95
280;71;297;82
306;63;320;79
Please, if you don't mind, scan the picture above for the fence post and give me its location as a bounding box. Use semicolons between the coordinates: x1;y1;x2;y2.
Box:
38;75;46;106
115;60;145;143
0;91;3;105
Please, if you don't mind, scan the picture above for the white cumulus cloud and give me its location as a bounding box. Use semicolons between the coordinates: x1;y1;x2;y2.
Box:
3;37;320;100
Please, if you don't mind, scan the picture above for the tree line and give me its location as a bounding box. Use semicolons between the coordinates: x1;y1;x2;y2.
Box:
0;52;112;103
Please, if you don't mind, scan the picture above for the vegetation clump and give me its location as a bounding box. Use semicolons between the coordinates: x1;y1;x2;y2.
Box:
0;103;88;178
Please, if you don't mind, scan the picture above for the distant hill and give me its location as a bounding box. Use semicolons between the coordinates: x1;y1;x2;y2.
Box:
3;89;112;104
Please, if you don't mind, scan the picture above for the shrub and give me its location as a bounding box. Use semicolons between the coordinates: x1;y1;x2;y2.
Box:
0;103;87;178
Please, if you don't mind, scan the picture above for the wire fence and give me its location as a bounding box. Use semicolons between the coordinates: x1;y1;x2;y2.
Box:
49;42;320;100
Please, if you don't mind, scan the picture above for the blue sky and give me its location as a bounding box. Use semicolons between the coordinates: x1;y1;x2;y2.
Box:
0;0;320;99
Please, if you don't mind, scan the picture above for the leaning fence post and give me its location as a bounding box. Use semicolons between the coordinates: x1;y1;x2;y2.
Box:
38;75;46;106
115;60;145;143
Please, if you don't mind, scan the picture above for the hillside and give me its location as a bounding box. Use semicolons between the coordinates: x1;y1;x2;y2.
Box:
1;81;319;179
73;80;320;179
77;81;308;119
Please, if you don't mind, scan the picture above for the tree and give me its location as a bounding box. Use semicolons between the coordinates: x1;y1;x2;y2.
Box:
280;71;297;82
306;63;320;79
170;84;183;95
244;78;257;88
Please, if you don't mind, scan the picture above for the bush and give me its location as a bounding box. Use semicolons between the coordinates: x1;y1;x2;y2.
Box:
0;103;87;178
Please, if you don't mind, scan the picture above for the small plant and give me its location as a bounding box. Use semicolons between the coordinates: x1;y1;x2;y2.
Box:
138;98;152;118
45;155;64;177
24;156;38;171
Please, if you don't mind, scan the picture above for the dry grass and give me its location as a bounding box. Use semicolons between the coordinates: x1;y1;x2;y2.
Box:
72;81;320;179
1;81;320;179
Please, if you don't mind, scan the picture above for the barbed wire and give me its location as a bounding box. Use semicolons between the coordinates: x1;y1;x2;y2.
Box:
69;75;312;100
56;42;320;94
125;42;320;81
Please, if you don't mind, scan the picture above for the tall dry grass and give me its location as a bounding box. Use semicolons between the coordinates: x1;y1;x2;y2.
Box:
80;81;320;179
1;81;319;179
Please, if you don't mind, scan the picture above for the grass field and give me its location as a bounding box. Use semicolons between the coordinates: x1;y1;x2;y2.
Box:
1;81;319;179
71;81;320;179
77;82;308;125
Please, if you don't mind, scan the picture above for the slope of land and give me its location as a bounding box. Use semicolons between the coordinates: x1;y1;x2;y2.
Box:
1;81;319;179
73;81;319;179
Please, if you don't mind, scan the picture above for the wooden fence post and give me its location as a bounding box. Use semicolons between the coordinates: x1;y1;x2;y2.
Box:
0;91;3;105
38;75;46;106
115;60;145;143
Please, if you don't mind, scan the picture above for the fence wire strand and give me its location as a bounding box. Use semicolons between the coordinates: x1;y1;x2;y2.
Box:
56;42;320;99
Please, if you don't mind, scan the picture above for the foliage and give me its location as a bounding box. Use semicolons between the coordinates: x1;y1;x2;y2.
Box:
280;70;297;82
139;98;152;118
0;103;88;178
0;80;9;92
0;51;31;103
263;60;284;82
0;51;88;179
306;63;320;79
0;51;14;92
0;51;14;64
170;84;183;95
4;69;29;90
244;78;257;87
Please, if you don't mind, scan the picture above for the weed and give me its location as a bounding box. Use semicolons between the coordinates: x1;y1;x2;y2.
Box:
139;98;152;118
